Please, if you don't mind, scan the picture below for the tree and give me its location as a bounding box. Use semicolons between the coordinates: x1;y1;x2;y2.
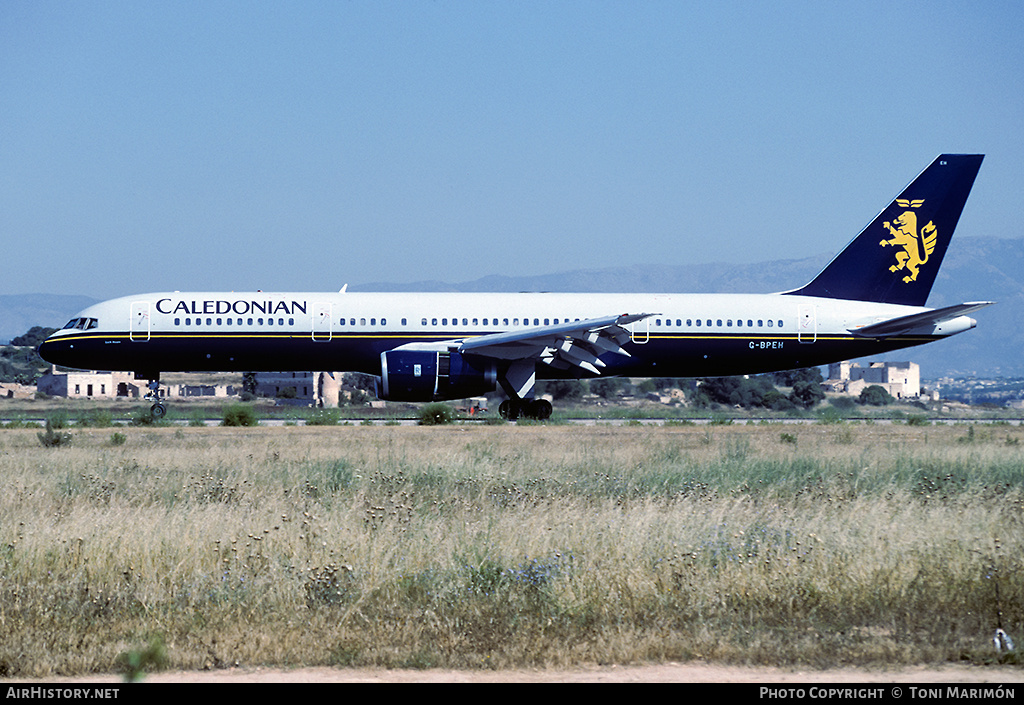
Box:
589;378;625;399
773;367;824;387
539;380;585;401
858;385;894;406
11;326;57;348
698;375;783;409
789;379;825;408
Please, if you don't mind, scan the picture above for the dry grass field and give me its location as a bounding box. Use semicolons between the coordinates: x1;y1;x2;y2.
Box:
1;418;1022;679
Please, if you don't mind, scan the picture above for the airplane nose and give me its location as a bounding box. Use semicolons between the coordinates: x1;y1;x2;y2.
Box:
37;336;64;366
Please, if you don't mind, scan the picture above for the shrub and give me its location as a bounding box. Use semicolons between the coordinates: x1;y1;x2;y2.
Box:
858;385;894;406
418;402;454;425
221;403;258;427
37;419;72;447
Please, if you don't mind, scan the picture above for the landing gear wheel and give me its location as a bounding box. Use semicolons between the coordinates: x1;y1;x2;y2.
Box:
150;402;167;419
498;399;521;420
528;399;552;420
500;399;551;421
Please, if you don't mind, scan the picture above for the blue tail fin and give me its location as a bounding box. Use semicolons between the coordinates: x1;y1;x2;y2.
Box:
786;154;983;306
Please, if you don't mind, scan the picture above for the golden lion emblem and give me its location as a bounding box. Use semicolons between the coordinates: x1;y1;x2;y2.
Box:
879;199;937;283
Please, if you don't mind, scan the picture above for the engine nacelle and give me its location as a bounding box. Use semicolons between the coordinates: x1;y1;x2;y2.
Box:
378;349;497;401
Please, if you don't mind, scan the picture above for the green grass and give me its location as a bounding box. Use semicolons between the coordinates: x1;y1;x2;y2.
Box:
0;422;1021;676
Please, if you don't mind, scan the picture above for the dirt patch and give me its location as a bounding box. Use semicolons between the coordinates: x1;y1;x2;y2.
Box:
18;663;1023;683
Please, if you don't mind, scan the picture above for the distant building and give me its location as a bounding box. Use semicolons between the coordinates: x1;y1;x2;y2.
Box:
168;383;235;398
36;367;166;399
0;382;35;399
824;361;921;399
253;371;341;408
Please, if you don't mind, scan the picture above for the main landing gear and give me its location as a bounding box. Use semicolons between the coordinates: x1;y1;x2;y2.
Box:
498;398;552;421
496;361;553;421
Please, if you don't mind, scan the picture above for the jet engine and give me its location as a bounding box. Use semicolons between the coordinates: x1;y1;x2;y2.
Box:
377;348;497;401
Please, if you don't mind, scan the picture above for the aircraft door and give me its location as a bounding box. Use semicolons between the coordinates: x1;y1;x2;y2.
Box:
130;301;151;342
797;304;817;343
312;302;332;342
628;318;650;344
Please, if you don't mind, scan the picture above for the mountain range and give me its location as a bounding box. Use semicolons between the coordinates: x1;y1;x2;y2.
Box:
4;236;1021;378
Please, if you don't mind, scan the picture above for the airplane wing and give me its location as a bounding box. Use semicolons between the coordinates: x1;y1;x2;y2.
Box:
393;313;655;375
458;313;654;374
848;301;994;338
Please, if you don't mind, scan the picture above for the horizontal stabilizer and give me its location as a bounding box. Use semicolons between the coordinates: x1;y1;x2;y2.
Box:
848;301;994;338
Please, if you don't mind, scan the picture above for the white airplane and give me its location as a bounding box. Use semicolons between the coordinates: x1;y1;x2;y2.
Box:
39;154;991;419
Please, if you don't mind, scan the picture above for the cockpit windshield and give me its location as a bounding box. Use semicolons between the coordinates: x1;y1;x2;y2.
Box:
63;318;98;331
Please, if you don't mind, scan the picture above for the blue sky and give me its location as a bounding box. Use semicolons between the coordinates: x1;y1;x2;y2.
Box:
2;1;1022;299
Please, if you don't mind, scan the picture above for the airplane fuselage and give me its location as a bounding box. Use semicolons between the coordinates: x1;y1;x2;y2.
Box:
38;290;975;380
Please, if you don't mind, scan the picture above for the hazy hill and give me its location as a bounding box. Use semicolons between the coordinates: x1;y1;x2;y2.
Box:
4;237;1020;377
0;294;98;346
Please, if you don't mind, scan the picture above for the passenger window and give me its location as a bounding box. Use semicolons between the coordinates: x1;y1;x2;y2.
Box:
503;318;509;325
717;319;722;327
381;318;386;326
360;318;366;326
686;319;692;326
544;318;549;325
248;318;254;326
767;320;773;327
258;318;264;325
421;318;427;326
226;318;232;326
778;320;784;328
513;318;519;326
217;318;222;325
268;318;274;326
727;320;732;327
747;319;753;327
695;319;701;327
402;318;407;326
432;318;437;326
442;318;448;326
278;318;284;326
370;318;376;326
175;318;181;326
473;318;479;326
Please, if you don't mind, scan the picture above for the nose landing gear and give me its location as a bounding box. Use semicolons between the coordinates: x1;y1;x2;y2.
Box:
138;373;166;419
